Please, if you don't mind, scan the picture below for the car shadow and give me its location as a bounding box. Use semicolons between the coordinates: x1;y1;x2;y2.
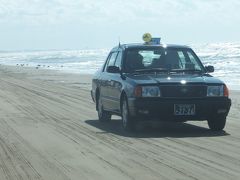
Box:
85;119;230;138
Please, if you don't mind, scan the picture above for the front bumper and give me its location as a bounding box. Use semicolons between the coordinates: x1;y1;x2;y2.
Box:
128;97;231;122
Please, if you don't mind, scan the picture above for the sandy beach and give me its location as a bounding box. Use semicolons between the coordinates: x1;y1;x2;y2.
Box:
0;65;239;180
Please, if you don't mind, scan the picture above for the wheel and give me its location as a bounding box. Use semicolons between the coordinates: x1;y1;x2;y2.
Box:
121;96;135;131
97;93;111;122
207;116;226;131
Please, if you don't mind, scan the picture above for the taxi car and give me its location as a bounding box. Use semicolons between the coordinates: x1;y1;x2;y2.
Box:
91;34;231;131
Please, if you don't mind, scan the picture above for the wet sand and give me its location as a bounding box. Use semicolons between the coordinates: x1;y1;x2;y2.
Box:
0;65;239;180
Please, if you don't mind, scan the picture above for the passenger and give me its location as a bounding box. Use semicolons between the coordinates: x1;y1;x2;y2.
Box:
125;51;144;72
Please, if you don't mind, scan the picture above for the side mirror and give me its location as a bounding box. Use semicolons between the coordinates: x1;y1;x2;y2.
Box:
107;66;120;73
205;65;214;73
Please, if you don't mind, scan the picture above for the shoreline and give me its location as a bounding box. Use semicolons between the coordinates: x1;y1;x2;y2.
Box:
1;64;239;91
0;65;93;90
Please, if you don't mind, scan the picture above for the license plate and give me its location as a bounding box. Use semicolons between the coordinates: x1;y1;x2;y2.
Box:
174;104;195;115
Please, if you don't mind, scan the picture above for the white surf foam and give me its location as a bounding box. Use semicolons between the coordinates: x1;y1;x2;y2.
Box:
0;43;239;90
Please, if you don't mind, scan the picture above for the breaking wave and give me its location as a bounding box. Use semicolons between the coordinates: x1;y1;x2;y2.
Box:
0;43;240;90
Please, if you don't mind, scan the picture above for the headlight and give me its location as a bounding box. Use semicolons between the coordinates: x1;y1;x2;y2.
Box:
207;85;224;96
134;86;161;97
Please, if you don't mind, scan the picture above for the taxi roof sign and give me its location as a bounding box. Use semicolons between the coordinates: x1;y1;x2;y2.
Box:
150;38;161;45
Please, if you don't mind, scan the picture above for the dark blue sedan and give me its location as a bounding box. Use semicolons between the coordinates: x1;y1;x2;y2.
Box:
91;43;231;131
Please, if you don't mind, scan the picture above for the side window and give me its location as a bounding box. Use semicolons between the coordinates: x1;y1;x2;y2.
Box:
187;52;196;63
187;51;201;70
114;51;122;69
177;51;186;68
104;52;118;72
103;53;112;72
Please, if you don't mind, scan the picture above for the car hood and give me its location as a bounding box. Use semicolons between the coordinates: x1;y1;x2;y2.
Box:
125;73;224;85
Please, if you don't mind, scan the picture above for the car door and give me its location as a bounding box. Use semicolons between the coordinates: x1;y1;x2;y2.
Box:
106;51;123;112
101;51;118;110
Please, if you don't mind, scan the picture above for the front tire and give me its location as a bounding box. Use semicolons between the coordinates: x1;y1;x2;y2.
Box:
121;96;135;131
207;116;226;131
97;94;111;122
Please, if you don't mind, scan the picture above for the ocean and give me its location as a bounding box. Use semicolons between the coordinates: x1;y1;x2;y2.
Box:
0;43;239;90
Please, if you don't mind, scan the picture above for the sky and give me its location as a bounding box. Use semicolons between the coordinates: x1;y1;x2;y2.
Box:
0;0;240;51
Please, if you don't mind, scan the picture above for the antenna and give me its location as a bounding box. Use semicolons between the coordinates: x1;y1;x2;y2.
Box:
118;36;121;47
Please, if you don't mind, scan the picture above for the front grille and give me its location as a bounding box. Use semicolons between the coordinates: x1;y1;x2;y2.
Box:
160;85;207;98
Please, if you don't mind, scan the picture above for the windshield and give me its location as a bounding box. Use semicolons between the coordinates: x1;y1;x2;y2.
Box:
123;47;205;73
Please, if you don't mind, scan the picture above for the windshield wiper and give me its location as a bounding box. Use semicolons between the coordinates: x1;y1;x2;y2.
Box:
169;69;203;74
131;68;203;75
134;68;168;73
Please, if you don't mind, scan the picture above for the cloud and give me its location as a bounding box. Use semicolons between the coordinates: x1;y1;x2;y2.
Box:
0;0;240;50
0;0;240;26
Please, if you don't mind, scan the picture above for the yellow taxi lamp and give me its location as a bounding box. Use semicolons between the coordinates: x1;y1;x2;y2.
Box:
142;33;152;43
